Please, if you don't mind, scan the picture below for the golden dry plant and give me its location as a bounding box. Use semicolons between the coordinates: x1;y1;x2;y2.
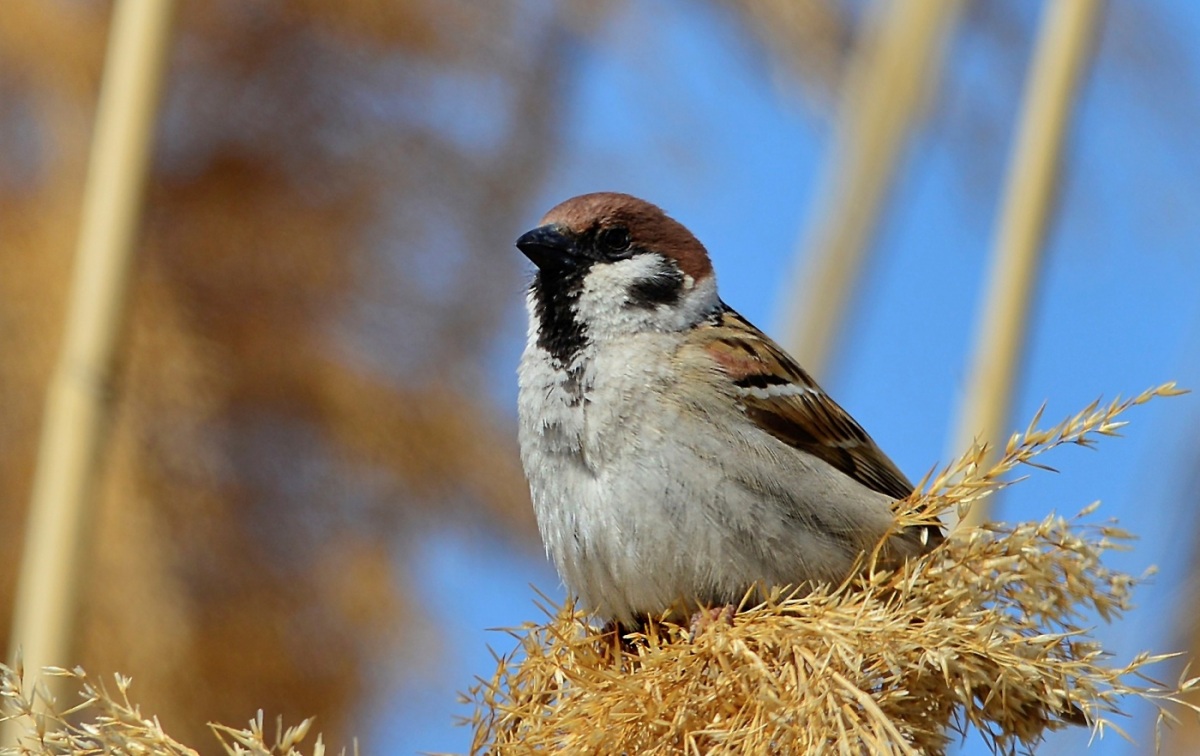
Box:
469;383;1198;755
0;663;334;756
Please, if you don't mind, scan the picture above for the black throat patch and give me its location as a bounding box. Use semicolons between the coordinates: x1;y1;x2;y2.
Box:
530;267;588;366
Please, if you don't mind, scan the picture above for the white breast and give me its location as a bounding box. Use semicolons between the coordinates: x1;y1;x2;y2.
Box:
516;286;899;626
517;328;679;623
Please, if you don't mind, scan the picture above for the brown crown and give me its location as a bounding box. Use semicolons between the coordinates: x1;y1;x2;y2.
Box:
539;192;713;282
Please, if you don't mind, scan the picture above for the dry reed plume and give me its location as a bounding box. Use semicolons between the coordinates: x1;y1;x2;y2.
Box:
0;663;337;756
0;385;1193;755
468;383;1198;755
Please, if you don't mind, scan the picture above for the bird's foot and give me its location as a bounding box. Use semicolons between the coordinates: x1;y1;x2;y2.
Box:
689;605;735;638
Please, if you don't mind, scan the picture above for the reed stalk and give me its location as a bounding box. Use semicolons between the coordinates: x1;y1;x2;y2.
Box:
5;0;176;740
953;0;1103;528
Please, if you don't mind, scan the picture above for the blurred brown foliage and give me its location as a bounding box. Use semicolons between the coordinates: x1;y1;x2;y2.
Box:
0;0;599;747
4;0;1198;751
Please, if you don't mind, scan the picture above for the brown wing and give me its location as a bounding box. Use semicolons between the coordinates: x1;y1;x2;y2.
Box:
700;307;914;501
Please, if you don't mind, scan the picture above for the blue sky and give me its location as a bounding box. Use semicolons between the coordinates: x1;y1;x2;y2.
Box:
378;1;1200;752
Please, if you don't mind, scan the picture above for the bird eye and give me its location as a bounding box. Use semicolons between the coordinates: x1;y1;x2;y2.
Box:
596;226;632;258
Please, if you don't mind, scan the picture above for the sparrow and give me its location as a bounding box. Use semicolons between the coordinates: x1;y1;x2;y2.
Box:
516;192;941;628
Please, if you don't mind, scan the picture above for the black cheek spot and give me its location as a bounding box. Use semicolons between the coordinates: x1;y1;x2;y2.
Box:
626;268;685;309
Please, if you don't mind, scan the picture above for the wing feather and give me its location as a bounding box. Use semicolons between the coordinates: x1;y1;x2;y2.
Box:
700;307;915;502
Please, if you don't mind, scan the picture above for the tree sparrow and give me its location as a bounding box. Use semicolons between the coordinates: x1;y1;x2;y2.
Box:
516;192;941;628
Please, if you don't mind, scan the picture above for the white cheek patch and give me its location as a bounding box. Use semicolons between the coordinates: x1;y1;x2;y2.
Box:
573;256;719;341
578;256;660;320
